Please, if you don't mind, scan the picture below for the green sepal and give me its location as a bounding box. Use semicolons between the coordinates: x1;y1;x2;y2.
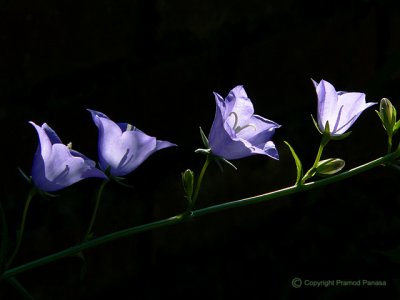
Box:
311;114;323;134
18;168;32;185
209;155;237;172
284;141;303;185
324;120;352;141
394;120;400;135
199;127;210;148
320;121;332;146
376;109;385;124
315;158;345;176
330;131;352;141
312;117;351;141
111;176;133;188
217;157;238;171
104;166;133;188
195;148;211;155
18;168;59;199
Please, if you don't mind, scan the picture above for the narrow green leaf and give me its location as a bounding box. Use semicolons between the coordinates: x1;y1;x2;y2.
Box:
284;141;303;185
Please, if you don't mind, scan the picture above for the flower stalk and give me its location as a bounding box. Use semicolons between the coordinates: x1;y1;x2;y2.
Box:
2;147;399;281
191;155;211;209
82;180;108;241
6;188;37;269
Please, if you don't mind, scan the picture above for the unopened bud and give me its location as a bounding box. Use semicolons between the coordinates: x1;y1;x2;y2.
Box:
316;158;345;175
182;169;194;202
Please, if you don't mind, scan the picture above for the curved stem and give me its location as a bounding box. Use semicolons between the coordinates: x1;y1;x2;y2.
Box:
83;180;108;241
191;156;211;208
6;188;36;269
1;149;400;280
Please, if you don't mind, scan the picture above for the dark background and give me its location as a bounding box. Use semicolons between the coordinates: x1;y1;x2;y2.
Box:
2;0;400;299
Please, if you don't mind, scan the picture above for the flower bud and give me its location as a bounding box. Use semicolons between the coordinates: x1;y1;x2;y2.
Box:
379;98;397;133
315;158;345;175
182;169;194;202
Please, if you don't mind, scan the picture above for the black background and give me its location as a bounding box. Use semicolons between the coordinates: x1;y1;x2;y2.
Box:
2;0;400;299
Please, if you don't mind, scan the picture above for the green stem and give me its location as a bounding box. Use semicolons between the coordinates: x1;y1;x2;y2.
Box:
83;180;108;241
1;149;399;281
6;188;36;269
191;156;211;208
312;141;326;168
388;134;393;154
301;135;330;184
7;277;34;300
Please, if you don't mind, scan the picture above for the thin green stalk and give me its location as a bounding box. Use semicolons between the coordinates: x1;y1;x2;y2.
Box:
7;277;34;300
1;149;399;281
6;188;37;269
388;134;393;154
1;216;183;280
301;135;330;184
191;156;211;207
83;180;108;241
312;141;326;168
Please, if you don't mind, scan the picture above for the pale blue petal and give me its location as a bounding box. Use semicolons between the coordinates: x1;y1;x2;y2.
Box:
315;80;339;131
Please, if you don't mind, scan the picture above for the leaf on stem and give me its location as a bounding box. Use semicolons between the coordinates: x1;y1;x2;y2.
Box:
284;141;303;185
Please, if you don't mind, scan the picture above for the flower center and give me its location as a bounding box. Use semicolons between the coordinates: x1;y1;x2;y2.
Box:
228;112;257;133
126;124;134;131
67;142;73;150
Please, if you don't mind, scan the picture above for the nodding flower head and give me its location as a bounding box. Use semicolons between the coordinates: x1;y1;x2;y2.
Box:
88;109;177;177
208;85;280;160
30;122;107;192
